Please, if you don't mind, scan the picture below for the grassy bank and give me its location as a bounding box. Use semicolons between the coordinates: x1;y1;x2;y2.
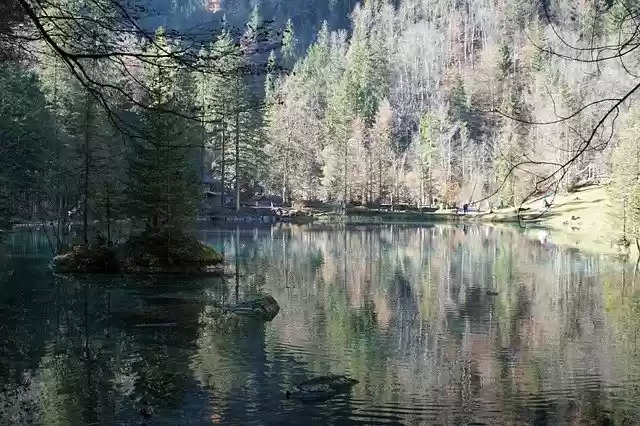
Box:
476;185;637;259
311;185;638;260
312;210;466;225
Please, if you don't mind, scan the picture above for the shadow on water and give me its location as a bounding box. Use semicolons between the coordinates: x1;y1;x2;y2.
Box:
1;224;640;424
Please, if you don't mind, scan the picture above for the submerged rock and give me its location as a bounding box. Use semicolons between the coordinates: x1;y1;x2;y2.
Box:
285;374;358;402
139;400;154;418
49;228;224;275
228;294;280;321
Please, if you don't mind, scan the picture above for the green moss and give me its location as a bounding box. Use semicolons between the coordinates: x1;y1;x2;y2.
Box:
199;243;224;264
49;243;118;273
118;227;223;268
50;228;224;274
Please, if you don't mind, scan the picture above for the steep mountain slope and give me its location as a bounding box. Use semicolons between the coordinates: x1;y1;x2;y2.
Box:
135;0;358;48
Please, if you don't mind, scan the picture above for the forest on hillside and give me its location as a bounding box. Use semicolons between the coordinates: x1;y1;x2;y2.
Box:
1;0;640;247
266;0;640;210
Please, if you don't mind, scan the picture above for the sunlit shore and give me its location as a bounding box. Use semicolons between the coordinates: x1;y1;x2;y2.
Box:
308;185;637;260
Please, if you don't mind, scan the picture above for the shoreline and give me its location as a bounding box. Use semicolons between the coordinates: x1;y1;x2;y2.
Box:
473;186;639;261
6;185;637;261
305;185;638;261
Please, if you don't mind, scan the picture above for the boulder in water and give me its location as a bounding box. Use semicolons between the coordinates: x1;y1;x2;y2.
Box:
285;374;358;402
228;294;280;321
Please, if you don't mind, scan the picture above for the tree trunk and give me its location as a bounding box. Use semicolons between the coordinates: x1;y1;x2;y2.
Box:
200;81;206;193
378;158;382;202
235;108;240;212
82;91;92;246
283;132;290;204
220;121;226;212
343;135;348;211
366;148;372;205
106;192;111;246
234;226;240;302
420;159;424;208
52;56;63;253
427;165;433;207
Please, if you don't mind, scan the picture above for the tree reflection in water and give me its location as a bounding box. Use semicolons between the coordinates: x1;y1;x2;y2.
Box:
1;224;639;424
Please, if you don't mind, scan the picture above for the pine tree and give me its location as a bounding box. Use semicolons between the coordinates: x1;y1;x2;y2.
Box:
499;43;514;78
264;49;290;201
342;2;389;126
418;111;440;206
199;28;241;210
264;50;278;100
236;8;268;209
369;99;395;203
281;18;298;67
123;27;199;230
348;116;368;204
0;65;52;227
33;0;124;248
242;3;263;57
493;91;521;208
448;74;468;122
247;4;261;35
203;24;266;211
325;72;354;204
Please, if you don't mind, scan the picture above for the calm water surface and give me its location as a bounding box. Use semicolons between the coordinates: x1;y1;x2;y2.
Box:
1;224;640;425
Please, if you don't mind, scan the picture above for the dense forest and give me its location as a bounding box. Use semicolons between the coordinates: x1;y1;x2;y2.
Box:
1;0;640;248
266;0;640;210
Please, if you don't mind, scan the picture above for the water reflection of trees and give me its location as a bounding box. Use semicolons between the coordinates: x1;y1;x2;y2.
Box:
3;226;640;424
0;268;212;424
212;224;640;424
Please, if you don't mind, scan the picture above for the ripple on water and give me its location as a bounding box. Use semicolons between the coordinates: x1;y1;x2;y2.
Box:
4;226;640;425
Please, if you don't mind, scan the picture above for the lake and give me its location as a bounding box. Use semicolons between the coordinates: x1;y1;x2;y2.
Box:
1;224;639;425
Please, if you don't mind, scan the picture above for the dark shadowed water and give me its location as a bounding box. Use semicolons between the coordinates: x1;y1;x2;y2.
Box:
1;224;640;425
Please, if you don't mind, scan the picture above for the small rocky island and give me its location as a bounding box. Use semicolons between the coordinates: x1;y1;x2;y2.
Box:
49;228;224;275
